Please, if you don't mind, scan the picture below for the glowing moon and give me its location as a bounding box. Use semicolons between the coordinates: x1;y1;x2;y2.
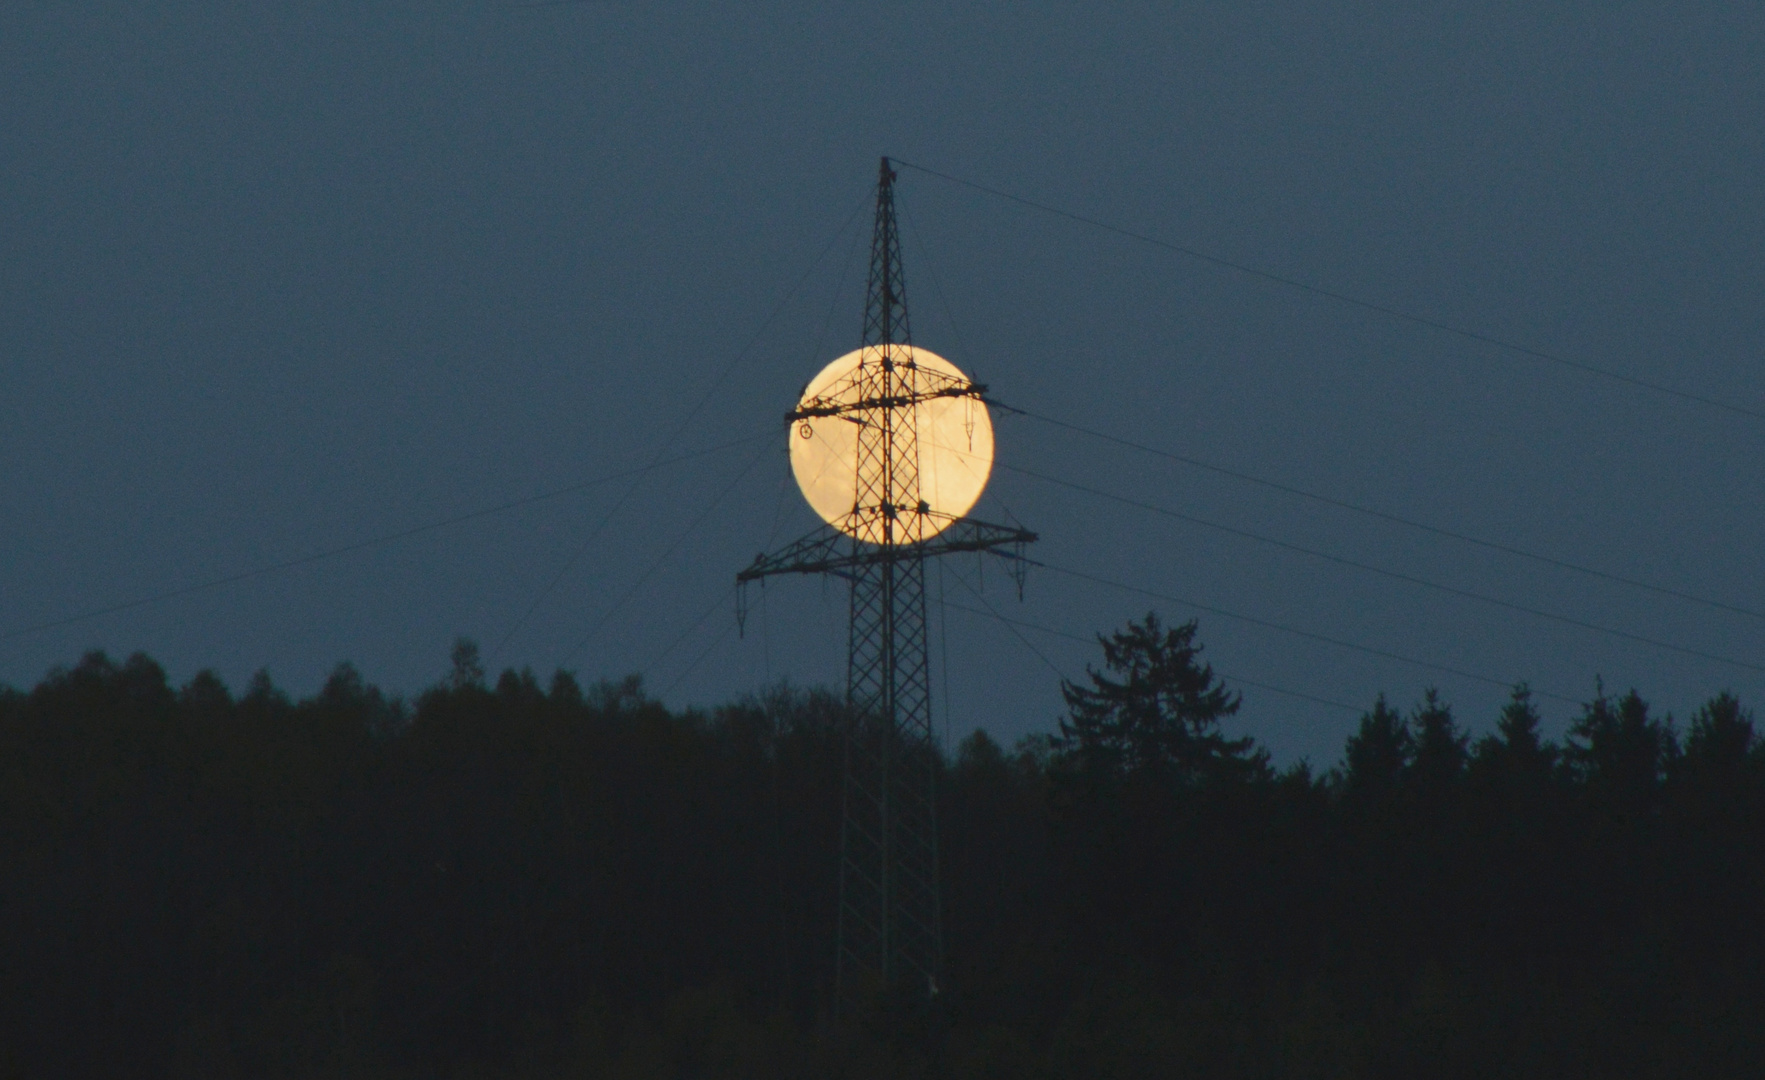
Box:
790;345;994;544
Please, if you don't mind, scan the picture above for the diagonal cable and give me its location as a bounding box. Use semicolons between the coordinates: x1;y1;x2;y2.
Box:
648;584;739;677
943;568;1065;681
1032;561;1584;705
994;402;1765;624
661;617;739;699
487;192;872;663
892;158;1765;424
904;188;1764;628
939;596;1360;714
992;458;1765;675
0;433;768;645
564;438;774;665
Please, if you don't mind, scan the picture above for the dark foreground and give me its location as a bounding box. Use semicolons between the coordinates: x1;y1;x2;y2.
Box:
3;624;1763;1078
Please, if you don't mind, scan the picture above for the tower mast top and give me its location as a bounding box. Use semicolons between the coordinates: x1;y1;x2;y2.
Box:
864;156;911;355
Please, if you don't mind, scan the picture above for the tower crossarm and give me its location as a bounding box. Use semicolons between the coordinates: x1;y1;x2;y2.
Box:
787;380;989;423
737;517;1037;584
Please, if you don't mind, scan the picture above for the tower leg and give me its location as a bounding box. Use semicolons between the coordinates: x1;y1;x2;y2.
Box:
837;549;941;1017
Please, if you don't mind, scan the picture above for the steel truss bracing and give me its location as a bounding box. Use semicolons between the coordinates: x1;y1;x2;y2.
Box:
736;158;1035;1016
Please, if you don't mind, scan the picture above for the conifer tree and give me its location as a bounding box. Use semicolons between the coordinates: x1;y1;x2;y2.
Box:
1472;684;1558;796
1343;694;1412;798
1408;688;1467;791
447;637;486;690
1565;687;1673;813
1677;691;1756;791
1053;612;1262;785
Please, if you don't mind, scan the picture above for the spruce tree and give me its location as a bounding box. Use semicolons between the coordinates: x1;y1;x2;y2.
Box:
1472;684;1557;793
1053;612;1263;786
1566;687;1673;813
1344;694;1412;799
1408;688;1468;791
1677;691;1756;792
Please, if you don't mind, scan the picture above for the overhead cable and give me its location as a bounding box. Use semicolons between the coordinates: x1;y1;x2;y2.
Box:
564;437;775;665
996;403;1765;624
892;159;1765;424
938;597;1360;714
993;458;1765;675
661;617;739;699
944;567;1066;681
0;432;770;645
649;583;739;678
1032;561;1584;705
488;190;873;663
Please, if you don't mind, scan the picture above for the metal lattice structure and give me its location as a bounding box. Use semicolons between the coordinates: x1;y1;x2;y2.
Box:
737;158;1035;1016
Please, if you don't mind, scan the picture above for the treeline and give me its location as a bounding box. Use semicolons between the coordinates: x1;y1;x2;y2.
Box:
2;619;1763;1078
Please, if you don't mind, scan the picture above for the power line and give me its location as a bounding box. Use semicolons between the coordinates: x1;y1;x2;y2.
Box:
564;437;774;666
0;433;770;645
661;615;739;699
920;422;1762;671
649;584;739;681
1032;561;1584;706
487;191;873;663
892;158;1765;425
939;597;1361;714
884;168;1758;700
995;403;1765;624
944;568;1065;682
897;196;975;369
990;457;1765;675
903;173;1761;624
809;203;867;376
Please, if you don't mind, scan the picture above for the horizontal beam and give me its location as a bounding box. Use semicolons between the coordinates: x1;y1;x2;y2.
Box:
787;382;988;423
737;517;1037;583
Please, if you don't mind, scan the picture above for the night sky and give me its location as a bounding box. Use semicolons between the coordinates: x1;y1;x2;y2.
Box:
4;1;1762;765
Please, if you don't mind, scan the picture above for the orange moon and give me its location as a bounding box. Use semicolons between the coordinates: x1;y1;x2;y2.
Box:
789;345;994;543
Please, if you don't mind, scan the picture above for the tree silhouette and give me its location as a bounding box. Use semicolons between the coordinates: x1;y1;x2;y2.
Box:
1473;684;1556;789
2;636;1764;1077
1566;687;1674;814
1343;693;1411;799
1052;612;1262;787
1678;691;1756;789
1408;688;1468;791
447;637;485;690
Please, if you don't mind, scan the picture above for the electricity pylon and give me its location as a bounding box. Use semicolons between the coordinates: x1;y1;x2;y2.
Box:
738;158;1036;1016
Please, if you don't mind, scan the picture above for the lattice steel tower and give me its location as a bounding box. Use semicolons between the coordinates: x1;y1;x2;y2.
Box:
738;159;1035;1015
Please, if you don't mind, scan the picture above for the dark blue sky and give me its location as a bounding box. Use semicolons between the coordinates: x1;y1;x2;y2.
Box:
4;1;1762;764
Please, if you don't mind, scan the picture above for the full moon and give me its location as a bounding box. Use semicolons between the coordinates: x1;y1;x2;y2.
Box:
789;345;994;543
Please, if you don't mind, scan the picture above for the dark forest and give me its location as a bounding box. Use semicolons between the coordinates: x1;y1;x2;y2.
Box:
4;615;1763;1078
